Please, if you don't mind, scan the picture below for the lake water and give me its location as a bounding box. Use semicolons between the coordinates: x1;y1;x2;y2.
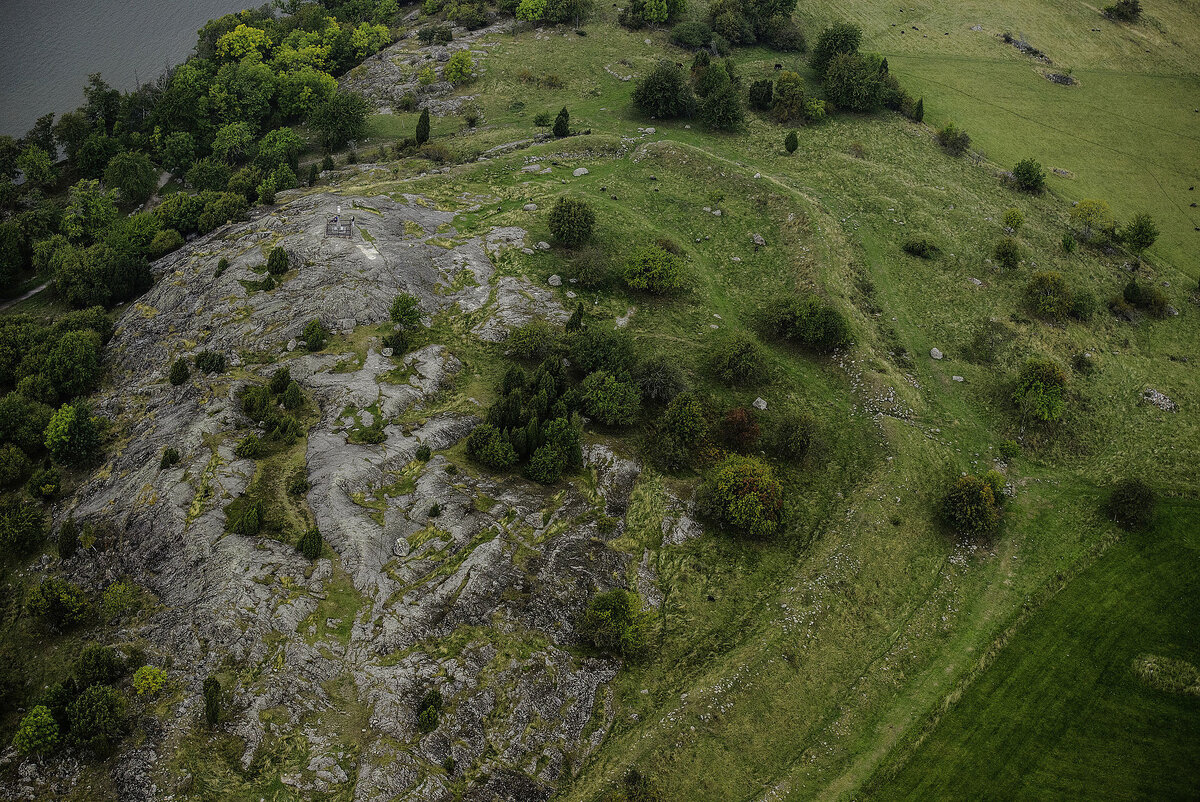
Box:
0;0;250;136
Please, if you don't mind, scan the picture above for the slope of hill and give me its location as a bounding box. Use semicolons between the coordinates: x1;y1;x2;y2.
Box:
1;3;1197;801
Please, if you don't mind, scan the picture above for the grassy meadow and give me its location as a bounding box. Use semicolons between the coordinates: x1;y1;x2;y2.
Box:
324;6;1200;797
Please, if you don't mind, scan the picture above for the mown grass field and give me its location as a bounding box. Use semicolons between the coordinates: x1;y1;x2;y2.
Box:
333;6;1200;796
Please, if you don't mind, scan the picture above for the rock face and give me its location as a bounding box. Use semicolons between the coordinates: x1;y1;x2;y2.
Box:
47;188;639;800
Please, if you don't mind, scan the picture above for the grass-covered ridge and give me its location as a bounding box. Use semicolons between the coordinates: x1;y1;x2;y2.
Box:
2;0;1198;799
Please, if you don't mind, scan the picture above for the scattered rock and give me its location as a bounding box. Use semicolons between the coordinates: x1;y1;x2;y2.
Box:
1142;388;1178;412
752;397;768;410
523;203;538;211
572;167;589;177
750;233;766;247
548;275;562;286
930;347;944;360
952;375;964;382
536;241;551;250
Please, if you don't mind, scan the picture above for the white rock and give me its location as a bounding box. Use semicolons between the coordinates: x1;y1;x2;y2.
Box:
930;347;944;360
952;375;964;382
731;256;741;262
536;241;551;250
572;167;589;177
286;339;297;352
381;347;394;357
752;397;768;410
548;274;562;286
645;127;656;133
523;203;538;211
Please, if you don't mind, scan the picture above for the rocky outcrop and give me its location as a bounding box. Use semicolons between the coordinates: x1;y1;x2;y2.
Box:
36;187;641;800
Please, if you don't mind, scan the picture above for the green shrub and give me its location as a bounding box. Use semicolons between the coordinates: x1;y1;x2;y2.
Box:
699;455;784;539
1025;271;1073;320
0;496;46;553
710;332;767;385
1011;158;1045;193
45;403;101;465
1013;357;1068;423
27;576;90;629
466;423;518;470
303;319;329;351
1122;279;1168;317
282;381;303;410
287;471;310;496
148;228;184;259
100;580;141;622
784;130;798;153
942;472;1004;540
1002;207;1025;232
169;358;190;386
508;319;557;361
1120;212;1159;255
553;106;570;138
525;444;567;484
568;326;635;374
215;257;230;277
998;439;1021;460
26;465;61;499
58;517;78;558
902;236;939;259
700;82;745;131
194;350;226;373
12;705;59;756
993;237;1021;269
1070;289;1096;321
132;665;167;697
415;444;432;462
809;22;862;76
548;197;595;247
671;21;712;49
444;50;475;84
0;443;30;487
203;676;220;725
297;527;322;560
266;246;289;275
228;499;264;535
768;410;815;462
822;53;884;112
1105;478;1155;529
416;689;442;732
570;246;611;287
578;588;650;658
633;355;688;404
68;684;126;750
581;371;641;426
159;447;181;469
74;642;125;688
764;294;853;352
234;434;263;459
937;123;970;156
390;293;422;328
623;245;686;293
663;393;709;448
1104;0;1142;21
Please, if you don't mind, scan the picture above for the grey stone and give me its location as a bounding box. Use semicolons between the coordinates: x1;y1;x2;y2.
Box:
523;203;538;211
548;275;562;286
572;168;589;177
930;348;944;360
752;397;767;410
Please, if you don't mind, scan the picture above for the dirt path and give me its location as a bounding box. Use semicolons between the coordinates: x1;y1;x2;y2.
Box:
0;280;49;311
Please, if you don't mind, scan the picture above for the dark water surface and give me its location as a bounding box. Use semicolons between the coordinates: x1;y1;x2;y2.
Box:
0;0;249;136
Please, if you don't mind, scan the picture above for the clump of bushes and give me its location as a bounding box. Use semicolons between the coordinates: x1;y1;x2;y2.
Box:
577;588;651;658
548;197;595;247
416;689;443;733
698;455;785;539
1013;357;1068;423
194;350;226;374
26;576;90;630
303;319;329;351
623;245;686;293
1120;279;1168;317
993;237;1022;270
1010;158;1045;193
632;355;688;404
941;471;1005;541
902;236;939;259
709;332;768;385
1024;271;1073;321
1104;478;1155;529
764;293;853;352
937;123;971;156
581;371;641;426
1104;0;1142;22
297;527;322;560
632;61;696;120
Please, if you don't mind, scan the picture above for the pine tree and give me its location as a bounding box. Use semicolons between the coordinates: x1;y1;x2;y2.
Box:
297;527;322;560
913;97;924;122
553;107;570;138
169;358;190;386
58;517;78;558
416;109;431;146
566;302;584;333
784;131;798;154
203;676;220;725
